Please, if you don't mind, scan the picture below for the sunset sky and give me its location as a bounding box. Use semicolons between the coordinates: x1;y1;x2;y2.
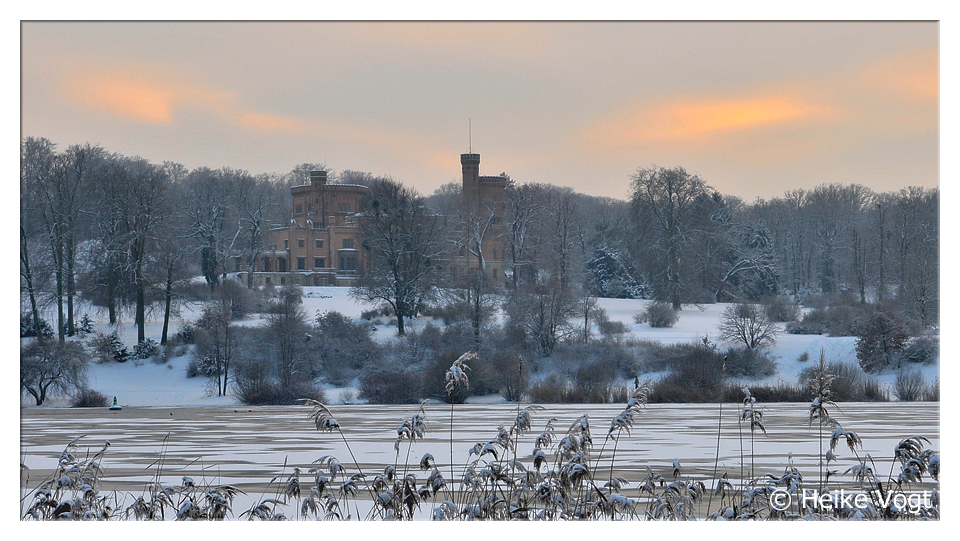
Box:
20;20;939;201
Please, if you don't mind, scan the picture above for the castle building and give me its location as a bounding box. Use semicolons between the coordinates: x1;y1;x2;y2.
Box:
237;152;507;288
243;170;370;287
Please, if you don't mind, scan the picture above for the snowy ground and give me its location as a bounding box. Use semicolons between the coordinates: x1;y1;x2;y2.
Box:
19;286;940;408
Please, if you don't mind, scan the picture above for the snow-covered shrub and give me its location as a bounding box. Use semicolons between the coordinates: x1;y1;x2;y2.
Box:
896;334;938;366
20;313;54;338
132;338;160;360
89;331;130;363
595;307;629;336
634;301;678;328
586;244;648;299
313;310;381;386
71;388;111;408
174;322;195;344
77;313;95;335
187;354;220;379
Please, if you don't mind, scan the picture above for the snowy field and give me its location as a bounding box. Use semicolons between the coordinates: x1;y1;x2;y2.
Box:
19;286;939;409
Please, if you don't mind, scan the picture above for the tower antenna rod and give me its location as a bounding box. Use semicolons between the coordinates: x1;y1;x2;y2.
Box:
469;119;472;153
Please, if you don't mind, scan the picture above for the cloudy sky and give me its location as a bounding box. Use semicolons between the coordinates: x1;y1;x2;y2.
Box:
20;21;938;201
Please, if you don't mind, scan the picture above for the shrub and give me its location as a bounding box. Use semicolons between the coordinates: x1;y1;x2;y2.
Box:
529;373;571;403
527;372;629;404
797;361;888;402
234;380;325;405
595;308;629;336
722;347;777;379
796;303;874;337
174;322;195;344
313;311;382;385
763;296;800;323
71;388;111;408
796;351;810;363
20;313;54;339
76;314;96;335
647;343;725;402
923;378;939;402
89;332;130;363
894;370;926;401
427;302;473;326
854;308;910;373
785;321;824;335
634;301;679;328
358;366;422;404
132;338;160;360
896;334;939;366
360;304;393;321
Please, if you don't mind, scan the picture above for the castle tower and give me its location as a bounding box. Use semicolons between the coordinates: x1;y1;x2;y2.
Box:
461;152;481;213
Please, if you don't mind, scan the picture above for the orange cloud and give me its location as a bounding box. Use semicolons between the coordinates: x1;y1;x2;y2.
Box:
856;50;939;102
71;76;178;123
580;94;822;150
63;67;323;136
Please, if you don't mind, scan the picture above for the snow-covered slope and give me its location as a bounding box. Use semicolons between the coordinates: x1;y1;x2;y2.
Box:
21;287;939;408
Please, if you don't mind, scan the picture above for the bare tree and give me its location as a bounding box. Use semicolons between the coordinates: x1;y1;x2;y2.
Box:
267;286;312;387
505;182;548;291
353;178;445;336
21;341;88;406
108;158;171;343
718;303;779;350
630;166;708;310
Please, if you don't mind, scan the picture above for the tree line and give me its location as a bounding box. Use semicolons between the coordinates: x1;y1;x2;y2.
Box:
21;137;938;352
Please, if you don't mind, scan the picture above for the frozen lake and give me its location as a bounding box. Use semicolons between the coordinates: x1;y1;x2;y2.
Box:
20;402;939;519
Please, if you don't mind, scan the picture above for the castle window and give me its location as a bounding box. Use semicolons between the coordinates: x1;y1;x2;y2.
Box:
337;203;350;213
343;239;354;249
284;239;289;250
459;246;465;257
278;258;287;272
316;239;324;249
297;258;305;270
280;277;286;285
298;239;305;248
295;204;303;214
315;257;325;268
339;255;358;271
493;248;498;260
